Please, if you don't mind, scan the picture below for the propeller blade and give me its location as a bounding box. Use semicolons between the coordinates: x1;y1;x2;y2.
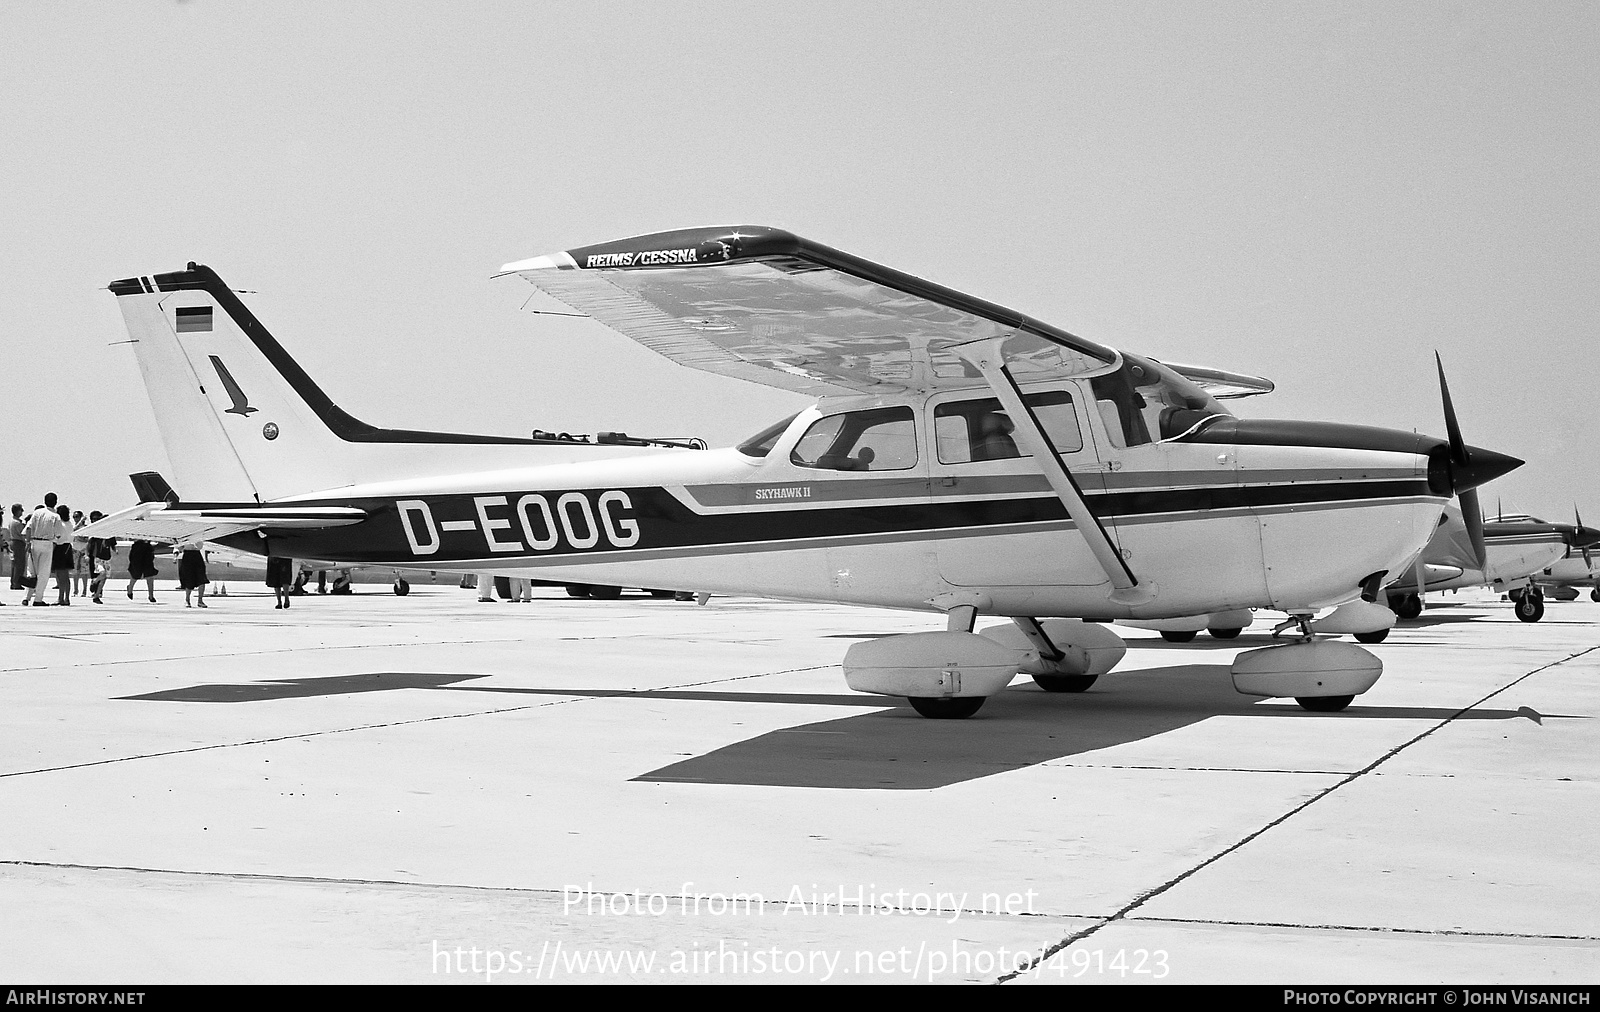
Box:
1435;355;1521;492
1579;507;1596;569
1436;352;1467;467
1461;489;1488;573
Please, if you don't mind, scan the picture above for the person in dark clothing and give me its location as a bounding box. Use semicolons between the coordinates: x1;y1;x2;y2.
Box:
126;539;159;603
266;556;293;609
178;541;209;608
51;505;74;606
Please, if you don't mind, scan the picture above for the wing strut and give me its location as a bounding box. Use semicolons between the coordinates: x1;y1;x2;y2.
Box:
954;338;1155;605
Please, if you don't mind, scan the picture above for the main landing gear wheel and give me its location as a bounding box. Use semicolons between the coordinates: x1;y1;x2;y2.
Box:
1354;628;1389;644
1207;627;1242;640
588;585;622;600
1392;593;1423;620
1514;594;1545;623
565;584;591;598
392;578;409;596
1160;630;1198;643
1296;694;1354;712
1031;673;1099;693
907;696;986;719
1592;588;1600;603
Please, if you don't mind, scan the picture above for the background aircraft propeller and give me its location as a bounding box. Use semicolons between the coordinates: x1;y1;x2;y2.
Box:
1576;506;1597;569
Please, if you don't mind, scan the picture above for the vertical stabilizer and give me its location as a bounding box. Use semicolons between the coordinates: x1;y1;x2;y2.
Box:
108;264;578;502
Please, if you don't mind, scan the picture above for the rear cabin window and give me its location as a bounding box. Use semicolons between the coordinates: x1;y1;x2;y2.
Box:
790;406;917;471
934;391;1082;464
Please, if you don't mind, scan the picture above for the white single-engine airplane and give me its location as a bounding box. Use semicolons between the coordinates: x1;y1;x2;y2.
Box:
85;227;1521;717
1382;508;1600;622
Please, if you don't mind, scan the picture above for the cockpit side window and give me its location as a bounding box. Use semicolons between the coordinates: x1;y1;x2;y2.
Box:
934;391;1082;464
737;412;801;458
790;406;917;471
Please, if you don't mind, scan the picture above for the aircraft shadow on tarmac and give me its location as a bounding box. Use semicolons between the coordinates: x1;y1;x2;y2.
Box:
629;664;1543;791
119;672;492;702
120;667;1549;790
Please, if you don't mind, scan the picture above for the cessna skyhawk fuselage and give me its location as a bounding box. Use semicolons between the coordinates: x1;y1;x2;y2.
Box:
86;227;1520;717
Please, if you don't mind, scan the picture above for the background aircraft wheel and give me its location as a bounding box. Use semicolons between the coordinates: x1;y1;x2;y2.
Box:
1398;594;1423;620
907;696;985;719
1159;630;1198;643
1207;627;1242;640
1353;628;1389;644
392;579;409;596
674;591;695;602
588;585;623;600
647;589;674;598
1592;588;1600;603
1515;594;1545;622
1296;695;1354;712
565;584;591;598
1031;673;1098;692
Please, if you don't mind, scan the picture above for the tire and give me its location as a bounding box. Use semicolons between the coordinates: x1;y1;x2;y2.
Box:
1296;695;1354;712
1591;588;1600;603
647;589;674;599
1515;594;1544;622
393;579;409;597
1354;628;1390;643
588;585;622;600
1398;594;1423;621
1207;627;1242;640
1031;673;1098;693
565;584;591;598
674;591;695;602
1160;630;1198;643
907;696;985;719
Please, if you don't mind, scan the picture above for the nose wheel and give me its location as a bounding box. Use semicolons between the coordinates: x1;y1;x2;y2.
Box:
1513;590;1545;622
1387;593;1423;621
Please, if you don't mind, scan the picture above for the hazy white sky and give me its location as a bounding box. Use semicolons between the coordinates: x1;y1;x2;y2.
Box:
3;2;1595;519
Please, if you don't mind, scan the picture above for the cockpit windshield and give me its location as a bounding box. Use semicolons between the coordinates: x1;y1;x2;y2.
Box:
1089;353;1229;448
736;412;800;457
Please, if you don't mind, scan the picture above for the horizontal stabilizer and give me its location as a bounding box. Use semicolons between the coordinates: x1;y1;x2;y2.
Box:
77;501;367;545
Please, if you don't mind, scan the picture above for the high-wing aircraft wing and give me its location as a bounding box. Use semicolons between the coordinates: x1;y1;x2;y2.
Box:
77;501;366;545
497;226;1125;397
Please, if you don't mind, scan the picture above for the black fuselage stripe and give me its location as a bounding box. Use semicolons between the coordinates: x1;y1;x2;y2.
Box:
219;479;1436;564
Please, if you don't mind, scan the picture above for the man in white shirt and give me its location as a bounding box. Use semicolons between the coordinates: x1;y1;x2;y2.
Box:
21;493;68;606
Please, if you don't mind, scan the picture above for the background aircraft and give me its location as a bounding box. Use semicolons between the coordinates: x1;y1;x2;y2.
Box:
1383;508;1600;622
82;227;1520;717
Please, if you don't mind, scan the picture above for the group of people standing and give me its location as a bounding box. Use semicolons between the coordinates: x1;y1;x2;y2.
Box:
3;494;112;606
4;492;213;607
